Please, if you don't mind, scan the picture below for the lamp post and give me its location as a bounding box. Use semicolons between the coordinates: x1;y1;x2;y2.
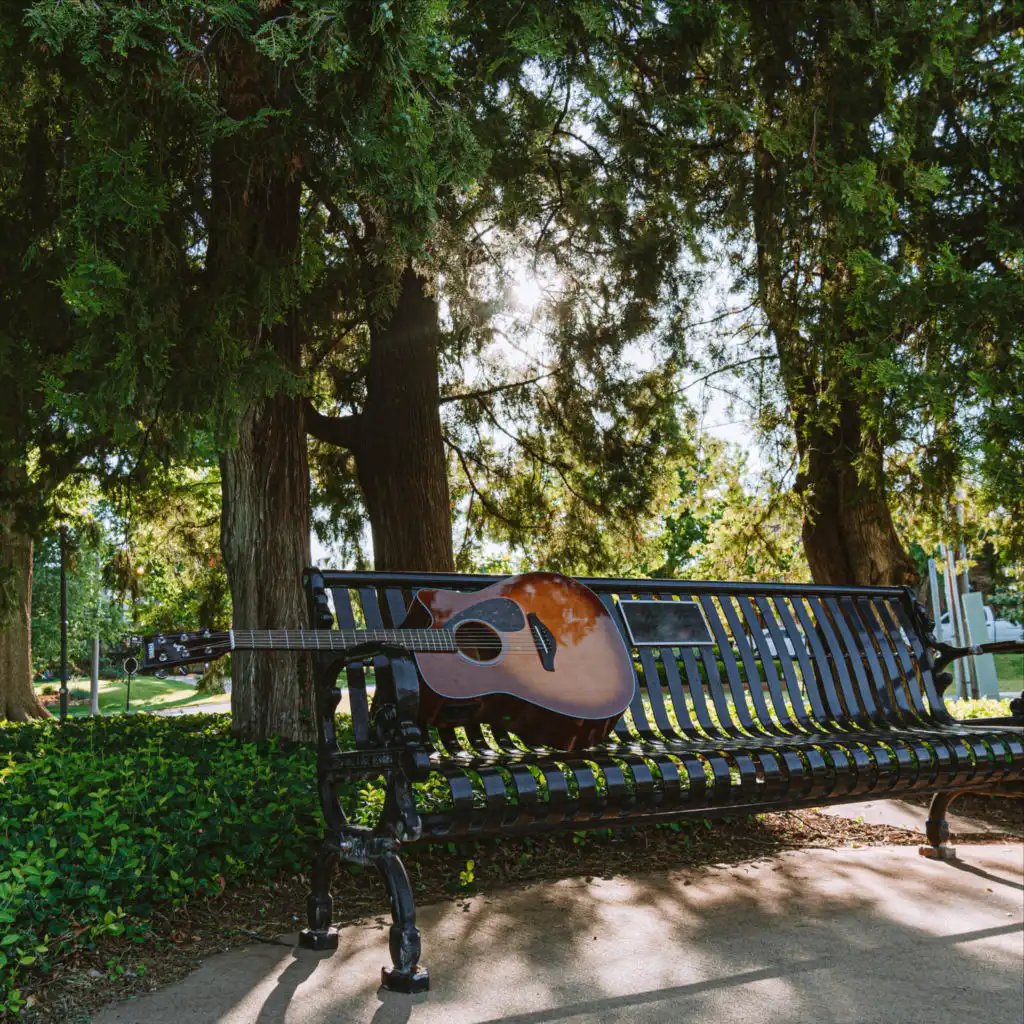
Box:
59;526;69;721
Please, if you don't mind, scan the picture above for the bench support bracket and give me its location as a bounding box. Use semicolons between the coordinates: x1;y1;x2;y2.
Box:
298;572;429;988
919;782;1024;861
299;843;342;950
378;851;429;993
918;790;960;861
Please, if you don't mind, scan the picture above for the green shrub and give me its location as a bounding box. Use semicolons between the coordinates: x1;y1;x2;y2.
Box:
946;696;1012;720
0;714;369;1016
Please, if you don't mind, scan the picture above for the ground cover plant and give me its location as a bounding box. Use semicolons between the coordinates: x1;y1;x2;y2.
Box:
0;716;331;1016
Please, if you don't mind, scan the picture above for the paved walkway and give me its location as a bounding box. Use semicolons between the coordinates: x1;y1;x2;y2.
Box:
820;796;1013;836
151;684;377;718
95;844;1023;1024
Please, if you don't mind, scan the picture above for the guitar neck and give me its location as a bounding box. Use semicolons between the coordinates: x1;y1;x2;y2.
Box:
228;628;457;654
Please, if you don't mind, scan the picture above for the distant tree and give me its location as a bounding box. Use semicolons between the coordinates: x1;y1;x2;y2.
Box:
669;0;1024;584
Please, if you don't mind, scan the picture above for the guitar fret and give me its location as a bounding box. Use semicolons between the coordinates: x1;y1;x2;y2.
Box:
232;627;459;653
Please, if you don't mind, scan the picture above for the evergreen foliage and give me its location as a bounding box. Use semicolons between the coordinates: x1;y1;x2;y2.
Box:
671;0;1024;572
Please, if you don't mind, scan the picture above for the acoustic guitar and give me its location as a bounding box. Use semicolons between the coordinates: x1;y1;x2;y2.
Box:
139;572;636;749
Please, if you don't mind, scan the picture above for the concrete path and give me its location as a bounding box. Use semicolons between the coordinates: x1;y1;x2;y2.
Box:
152;701;231;717
819;796;1016;836
95;844;1023;1024
151;684;376;718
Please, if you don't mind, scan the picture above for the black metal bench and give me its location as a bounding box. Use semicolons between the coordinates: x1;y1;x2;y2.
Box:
296;569;1024;992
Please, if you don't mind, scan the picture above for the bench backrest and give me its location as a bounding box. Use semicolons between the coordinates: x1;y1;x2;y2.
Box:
310;570;949;748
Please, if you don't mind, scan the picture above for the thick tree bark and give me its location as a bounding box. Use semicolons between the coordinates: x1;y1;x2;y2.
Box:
0;531;50;722
209;39;312;741
795;400;918;586
220;392;312;741
358;269;454;571
307;268;455;572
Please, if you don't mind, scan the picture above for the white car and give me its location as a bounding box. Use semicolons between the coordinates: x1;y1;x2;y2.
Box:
935;605;1022;644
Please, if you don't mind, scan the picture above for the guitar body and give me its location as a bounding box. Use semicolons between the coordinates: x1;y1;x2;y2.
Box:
406;572;635;750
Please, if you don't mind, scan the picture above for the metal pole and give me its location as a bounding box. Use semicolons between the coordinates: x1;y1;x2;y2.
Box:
927;558;942;632
956;498;970;595
90;636;100;715
954;498;977;698
950;540;974;700
91;551;102;716
59;526;69;721
944;541;976;698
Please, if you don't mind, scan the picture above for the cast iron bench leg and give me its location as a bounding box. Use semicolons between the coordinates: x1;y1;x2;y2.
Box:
377;851;429;993
919;791;959;861
299;841;341;950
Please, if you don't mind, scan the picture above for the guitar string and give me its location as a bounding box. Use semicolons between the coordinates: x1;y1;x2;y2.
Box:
171;637;548;652
161;626;578;657
238;630;533;645
177;628;552;650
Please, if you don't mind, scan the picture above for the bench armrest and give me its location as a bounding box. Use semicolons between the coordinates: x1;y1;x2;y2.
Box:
332;647;426;767
328;745;431;777
931;639;1024;724
932;639;1024;674
305;567;425;758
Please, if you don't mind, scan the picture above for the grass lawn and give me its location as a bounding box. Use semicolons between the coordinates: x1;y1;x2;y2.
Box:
994;652;1023;691
34;675;229;717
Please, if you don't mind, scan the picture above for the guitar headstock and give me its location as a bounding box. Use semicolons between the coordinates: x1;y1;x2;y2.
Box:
140;630;231;671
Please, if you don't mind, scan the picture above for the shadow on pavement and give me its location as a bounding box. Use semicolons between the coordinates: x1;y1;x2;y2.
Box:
95;846;1024;1024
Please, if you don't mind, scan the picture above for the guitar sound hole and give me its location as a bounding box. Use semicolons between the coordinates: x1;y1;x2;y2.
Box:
453;621;503;662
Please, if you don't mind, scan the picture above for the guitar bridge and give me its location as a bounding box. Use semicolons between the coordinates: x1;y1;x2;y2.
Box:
527;613;556;672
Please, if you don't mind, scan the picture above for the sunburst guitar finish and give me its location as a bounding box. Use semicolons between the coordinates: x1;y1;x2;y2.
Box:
406;572;636;750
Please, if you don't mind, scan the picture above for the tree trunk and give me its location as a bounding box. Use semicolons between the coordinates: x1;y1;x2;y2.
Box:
751;133;917;589
214;160;312;743
356;268;455;571
0;531;50;722
209;38;312;741
220;393;312;741
796;399;918;586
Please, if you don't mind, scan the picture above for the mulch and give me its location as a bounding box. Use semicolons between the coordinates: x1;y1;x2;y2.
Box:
19;802;1022;1023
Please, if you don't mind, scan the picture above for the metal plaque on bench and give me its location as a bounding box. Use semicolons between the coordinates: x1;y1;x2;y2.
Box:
618;598;715;647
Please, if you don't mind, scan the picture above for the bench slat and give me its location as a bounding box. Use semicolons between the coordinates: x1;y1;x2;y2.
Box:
697;594;760;736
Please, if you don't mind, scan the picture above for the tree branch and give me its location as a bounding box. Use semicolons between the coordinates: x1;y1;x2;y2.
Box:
444;433;525;531
677;302;758;333
304;400;363;451
677;354;779;393
308;318;365;370
439;371;555;405
555;128;611;170
475;397;601;513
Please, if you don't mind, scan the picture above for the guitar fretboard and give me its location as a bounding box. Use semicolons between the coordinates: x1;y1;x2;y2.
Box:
228;628;459;654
